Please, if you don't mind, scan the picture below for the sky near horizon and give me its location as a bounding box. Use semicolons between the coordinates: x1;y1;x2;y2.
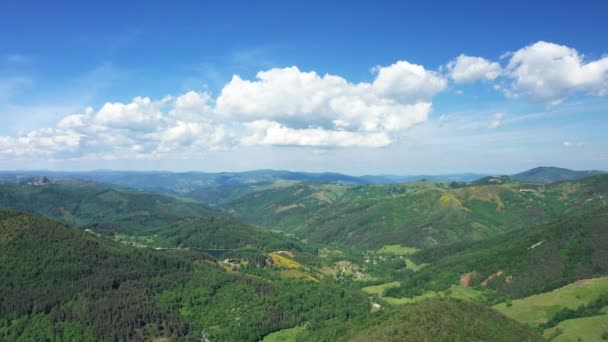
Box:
1;0;607;175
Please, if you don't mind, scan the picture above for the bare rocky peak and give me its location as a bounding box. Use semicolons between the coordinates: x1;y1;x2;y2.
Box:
23;176;52;186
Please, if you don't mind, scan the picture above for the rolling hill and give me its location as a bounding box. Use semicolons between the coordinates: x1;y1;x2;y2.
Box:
390;206;608;300
512;166;605;184
0;180;299;250
220;174;608;248
0;170;366;193
0;209;373;341
297;298;542;341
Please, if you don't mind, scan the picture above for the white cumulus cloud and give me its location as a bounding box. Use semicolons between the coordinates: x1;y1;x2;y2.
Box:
241;120;392;147
0;60;449;158
503;41;608;103
447;55;502;83
216;63;444;133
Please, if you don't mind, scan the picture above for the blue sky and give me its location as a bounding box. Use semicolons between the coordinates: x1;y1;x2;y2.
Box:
1;0;607;174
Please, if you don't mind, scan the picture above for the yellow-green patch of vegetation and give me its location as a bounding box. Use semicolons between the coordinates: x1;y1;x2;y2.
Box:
279;269;318;282
261;325;307;342
405;258;427;271
455;186;506;212
333;260;360;276
438;193;471;212
543;314;608;341
376;245;419;255
447;285;486;301
362;281;400;296
494;277;608;326
362;281;482;305
308;191;333;203
318;248;344;258
268;252;303;269
391;285;484;305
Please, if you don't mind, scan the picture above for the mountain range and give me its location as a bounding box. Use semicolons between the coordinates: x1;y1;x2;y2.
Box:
1;166;602;194
1;166;607;341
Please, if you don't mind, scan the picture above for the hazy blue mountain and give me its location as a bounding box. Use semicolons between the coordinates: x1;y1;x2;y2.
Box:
0;170;365;193
511;166;605;184
360;173;489;184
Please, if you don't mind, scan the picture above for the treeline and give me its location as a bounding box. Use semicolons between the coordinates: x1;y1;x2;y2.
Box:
540;294;608;329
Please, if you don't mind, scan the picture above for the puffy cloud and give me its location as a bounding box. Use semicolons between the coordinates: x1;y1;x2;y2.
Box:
0;94;228;160
216;63;444;132
241;120;392;147
94;96;165;131
0;128;81;157
488;112;505;129
447;55;502;83
0;60;449;158
371;61;447;102
170;91;214;121
446;42;608;104
503;41;608;102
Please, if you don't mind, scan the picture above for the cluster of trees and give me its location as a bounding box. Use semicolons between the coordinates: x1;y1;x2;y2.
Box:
540;294;608;329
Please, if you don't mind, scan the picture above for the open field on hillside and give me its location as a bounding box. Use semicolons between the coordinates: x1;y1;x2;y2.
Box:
405;258;427;271
362;281;400;296
362;281;483;305
261;326;306;342
494;277;608;325
376;245;419;255
543;313;608;341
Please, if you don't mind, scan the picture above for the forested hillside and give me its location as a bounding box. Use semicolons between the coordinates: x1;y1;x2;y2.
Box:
388;207;608;299
298;298;542;341
512;166;605;184
0;209;372;341
221;175;608;248
0;180;297;250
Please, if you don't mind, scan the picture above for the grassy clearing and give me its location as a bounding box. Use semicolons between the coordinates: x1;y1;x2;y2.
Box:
362;281;400;296
362;281;482;305
113;234;164;248
543;314;608;341
261;326;307;342
405;258;427;271
376;245;419;255
387;285;484;305
268;252;303;269
494;276;608;326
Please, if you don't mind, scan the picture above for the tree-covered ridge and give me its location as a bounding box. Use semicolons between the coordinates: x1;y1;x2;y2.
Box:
512;166;606;184
0;180;299;251
298;298;543;341
386;207;608;300
0;208;374;341
0;208;198;341
221;174;608;248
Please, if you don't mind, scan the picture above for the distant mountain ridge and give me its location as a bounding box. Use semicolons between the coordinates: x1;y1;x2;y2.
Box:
221;174;608;248
0;170;491;192
0;167;604;194
512;166;606;184
0;180;299;251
